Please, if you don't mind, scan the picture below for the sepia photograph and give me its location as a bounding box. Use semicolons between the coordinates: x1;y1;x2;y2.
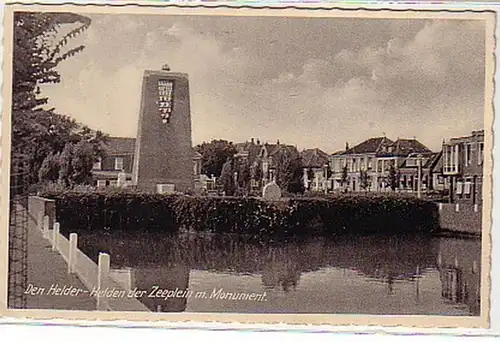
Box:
0;3;495;328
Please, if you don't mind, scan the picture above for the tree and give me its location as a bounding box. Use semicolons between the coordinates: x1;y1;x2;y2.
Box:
218;158;236;196
275;149;305;194
359;169;370;192
340;164;349;191
13;12;91;113
12;12;107;186
38;152;61;183
387;162;399;191
235;158;251;196
195;140;238;178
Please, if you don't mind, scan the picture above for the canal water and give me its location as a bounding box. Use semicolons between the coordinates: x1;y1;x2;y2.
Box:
76;231;481;316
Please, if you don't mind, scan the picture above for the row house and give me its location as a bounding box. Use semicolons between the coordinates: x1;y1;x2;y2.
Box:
442;130;484;205
92;136;202;189
329;136;434;193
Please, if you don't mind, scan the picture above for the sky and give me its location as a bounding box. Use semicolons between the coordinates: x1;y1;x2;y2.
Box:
39;13;486;153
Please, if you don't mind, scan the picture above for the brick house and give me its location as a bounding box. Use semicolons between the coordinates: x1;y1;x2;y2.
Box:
442;130;484;204
92;137;202;190
300;148;330;192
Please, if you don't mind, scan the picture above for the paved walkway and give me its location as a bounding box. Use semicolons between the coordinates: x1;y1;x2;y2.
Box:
26;219;96;310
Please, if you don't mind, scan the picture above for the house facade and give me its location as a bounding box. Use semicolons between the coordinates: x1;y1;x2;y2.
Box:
442;130;484;204
301;148;330;192
330;136;439;193
233;139;300;190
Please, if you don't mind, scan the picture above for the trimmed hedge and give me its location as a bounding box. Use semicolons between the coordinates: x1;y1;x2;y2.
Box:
38;189;439;236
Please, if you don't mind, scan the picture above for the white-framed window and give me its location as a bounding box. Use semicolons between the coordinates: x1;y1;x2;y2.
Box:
464;179;472;196
456;181;463;195
93;157;102;170
478;142;484;165
465;144;472;166
96;180;106;187
367;157;373;169
114;157;124;171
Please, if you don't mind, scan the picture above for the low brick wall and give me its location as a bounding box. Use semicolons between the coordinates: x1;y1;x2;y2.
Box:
438;203;482;235
28;196;56;229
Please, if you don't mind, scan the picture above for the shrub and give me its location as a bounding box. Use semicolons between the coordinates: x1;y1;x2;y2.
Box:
38;189;439;237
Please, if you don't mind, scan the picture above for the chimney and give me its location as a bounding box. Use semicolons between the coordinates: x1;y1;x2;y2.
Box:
345;142;349;151
257;139;260;145
277;139;280;145
251;138;255;144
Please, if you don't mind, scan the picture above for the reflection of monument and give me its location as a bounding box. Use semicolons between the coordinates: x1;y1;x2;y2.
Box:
132;66;194;193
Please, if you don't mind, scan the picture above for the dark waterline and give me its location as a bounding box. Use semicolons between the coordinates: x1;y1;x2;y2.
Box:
75;230;481;316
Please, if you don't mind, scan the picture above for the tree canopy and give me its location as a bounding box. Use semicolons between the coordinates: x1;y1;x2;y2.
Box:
195;139;238;178
12;12;107;186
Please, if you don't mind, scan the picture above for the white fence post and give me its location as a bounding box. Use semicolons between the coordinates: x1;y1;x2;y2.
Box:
438;203;443;212
52;222;60;251
43;215;50;238
474;204;479;213
68;233;78;274
97;252;110;311
455;203;460;212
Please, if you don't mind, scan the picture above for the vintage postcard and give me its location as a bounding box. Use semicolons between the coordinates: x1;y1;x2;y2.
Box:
0;2;495;330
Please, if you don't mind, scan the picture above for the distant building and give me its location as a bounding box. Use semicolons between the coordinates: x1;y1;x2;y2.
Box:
92;137;201;190
301;148;330;192
330;136;436;193
230;138;300;194
442;130;484;204
92;137;135;187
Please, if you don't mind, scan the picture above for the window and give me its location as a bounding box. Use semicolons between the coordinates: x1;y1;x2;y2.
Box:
456;181;463;195
352;158;356;172
464;179;472;198
465;144;472;166
93;157;102;170
478;142;484;165
114;157;124;171
406;158;417;167
96;180;106;187
367;157;373;170
109;180;118;187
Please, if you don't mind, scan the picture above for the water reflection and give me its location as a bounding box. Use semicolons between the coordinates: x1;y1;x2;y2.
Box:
77;231;481;315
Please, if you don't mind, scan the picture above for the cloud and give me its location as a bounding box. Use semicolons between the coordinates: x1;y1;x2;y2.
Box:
38;15;485;154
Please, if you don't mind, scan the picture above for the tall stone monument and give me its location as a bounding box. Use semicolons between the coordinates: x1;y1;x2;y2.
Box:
132;65;194;193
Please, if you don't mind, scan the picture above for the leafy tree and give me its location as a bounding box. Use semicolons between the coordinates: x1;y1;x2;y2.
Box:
13;12;91;113
12;12;107;186
38;152;60;183
387;162;399;191
359;169;370;192
218;158;236;196
237;159;251;194
275;148;305;194
340;164;349;190
195;140;238;178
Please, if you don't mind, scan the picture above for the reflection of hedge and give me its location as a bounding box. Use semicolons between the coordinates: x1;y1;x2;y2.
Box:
39;189;439;236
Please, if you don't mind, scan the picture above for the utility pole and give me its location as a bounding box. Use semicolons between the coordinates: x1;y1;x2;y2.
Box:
417;154;422;199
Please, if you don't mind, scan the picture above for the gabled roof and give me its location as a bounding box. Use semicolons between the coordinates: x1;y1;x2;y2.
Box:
301;148;329;168
376;138;432;157
343;137;393;155
104;137;136;155
234;141;262;164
